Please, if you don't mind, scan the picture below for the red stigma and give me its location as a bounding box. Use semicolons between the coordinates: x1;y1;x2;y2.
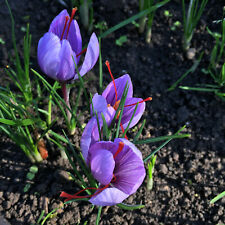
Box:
120;124;128;140
105;60;118;102
66;7;77;39
76;48;87;58
111;174;117;183
60;16;69;40
113;142;125;159
60;184;110;201
124;97;152;107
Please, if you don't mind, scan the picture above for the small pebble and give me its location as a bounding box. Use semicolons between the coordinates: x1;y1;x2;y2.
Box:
159;164;168;174
186;48;196;60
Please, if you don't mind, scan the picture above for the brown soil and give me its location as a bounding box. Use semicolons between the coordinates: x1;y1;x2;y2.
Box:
0;0;224;224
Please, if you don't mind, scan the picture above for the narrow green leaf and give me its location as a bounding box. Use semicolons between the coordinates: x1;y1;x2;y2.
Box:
23;183;31;193
62;130;97;190
117;203;145;210
144;125;188;163
100;0;170;38
122;102;139;138
101;112;109;140
133;119;146;142
0;118;35;126
133;134;190;145
179;86;219;92
168;52;204;91
96;206;102;225
210;191;225;204
37;210;45;224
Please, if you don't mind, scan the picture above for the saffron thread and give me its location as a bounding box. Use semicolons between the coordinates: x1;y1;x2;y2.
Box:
76;48;87;58
66;8;77;39
60;16;69;40
120;124;128;140
105;60;118;102
124;97;152;107
113;142;125;159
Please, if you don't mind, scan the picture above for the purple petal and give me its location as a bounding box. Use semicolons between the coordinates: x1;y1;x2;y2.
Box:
74;33;99;79
49;10;82;56
81;117;97;162
89;187;129;206
57;39;76;81
114;138;143;160
121;97;145;129
67;20;82;58
37;32;61;80
81;108;115;163
49;10;69;39
102;74;133;107
90;149;115;185
113;139;145;195
90;93;108;116
88;141;116;164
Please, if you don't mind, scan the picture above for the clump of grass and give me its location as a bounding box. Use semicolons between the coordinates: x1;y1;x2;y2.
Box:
182;0;208;51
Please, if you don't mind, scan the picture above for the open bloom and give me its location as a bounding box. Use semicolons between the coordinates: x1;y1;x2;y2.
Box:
37;9;99;82
81;72;151;159
61;138;146;206
91;72;150;129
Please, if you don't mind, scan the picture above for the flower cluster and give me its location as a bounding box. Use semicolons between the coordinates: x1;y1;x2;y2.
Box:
61;63;152;206
38;9;149;207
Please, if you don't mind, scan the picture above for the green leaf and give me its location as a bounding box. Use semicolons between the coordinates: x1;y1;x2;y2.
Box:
133;119;146;142
23;183;31;193
133;134;190;145
179;86;219;92
168;52;204;91
144;125;188;163
164;10;172;17
210;191;225;204
0;118;35;126
101;113;109;140
100;0;170;38
96;206;102;225
27;172;35;180
29;165;38;174
0;37;5;45
117;203;145;210
122;102;139;138
115;35;128;46
115;84;129;138
37;210;45;224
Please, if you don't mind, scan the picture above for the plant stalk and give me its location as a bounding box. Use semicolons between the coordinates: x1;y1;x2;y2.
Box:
61;83;75;135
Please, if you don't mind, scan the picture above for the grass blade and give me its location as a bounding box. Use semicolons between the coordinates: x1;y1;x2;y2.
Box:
210;191;225;204
100;0;170;38
143;125;188;163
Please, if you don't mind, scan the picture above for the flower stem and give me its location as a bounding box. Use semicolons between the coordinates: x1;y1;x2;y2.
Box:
61;83;76;135
61;83;71;121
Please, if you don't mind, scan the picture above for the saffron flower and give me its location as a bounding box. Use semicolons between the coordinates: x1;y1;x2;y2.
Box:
91;61;152;129
61;138;146;206
81;69;151;158
37;9;99;82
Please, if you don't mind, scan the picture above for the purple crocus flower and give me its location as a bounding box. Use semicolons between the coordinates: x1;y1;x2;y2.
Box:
60;138;146;206
91;61;152;129
37;8;99;82
81;70;151;159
